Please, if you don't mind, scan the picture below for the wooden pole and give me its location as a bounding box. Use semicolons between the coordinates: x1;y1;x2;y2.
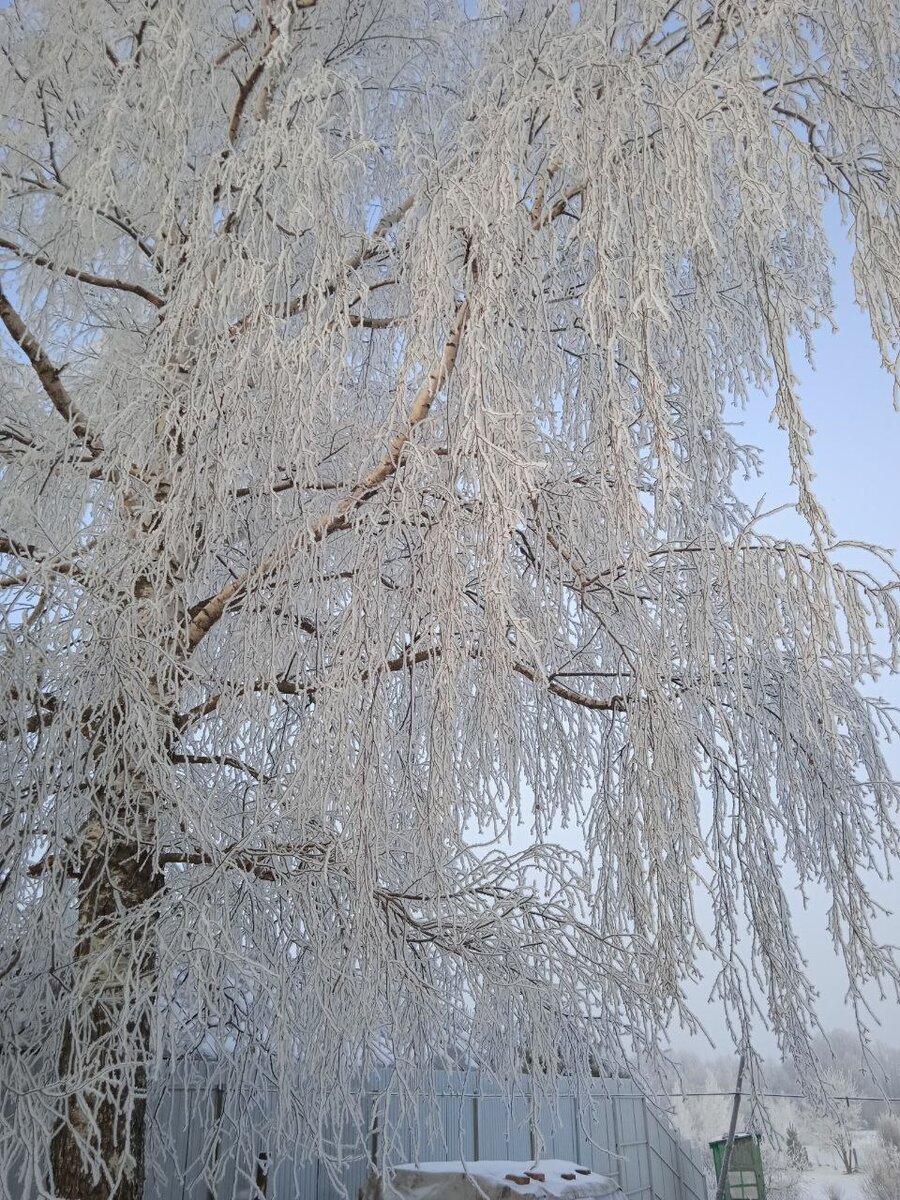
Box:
714;1053;747;1200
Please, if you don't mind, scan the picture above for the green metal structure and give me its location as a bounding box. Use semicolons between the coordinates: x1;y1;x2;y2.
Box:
709;1132;767;1200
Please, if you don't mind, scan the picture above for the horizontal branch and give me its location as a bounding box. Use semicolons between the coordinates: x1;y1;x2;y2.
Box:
0;534;83;582
343;313;405;329
26;853;78;879
174;640;631;736
0;570;29;590
232;475;346;500
0;236;166;307
2;689;58;737
160;837;329;883
0;423;39;451
157;844;631;968
232;442;446;502
513;660;628;712
0;534;43;561
169;752;271;783
185;592;319;631
175;644;442;731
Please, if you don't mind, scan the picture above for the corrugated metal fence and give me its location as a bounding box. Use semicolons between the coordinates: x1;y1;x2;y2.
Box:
140;1071;707;1200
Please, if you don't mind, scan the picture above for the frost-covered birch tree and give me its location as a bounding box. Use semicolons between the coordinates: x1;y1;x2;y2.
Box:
3;1;900;1197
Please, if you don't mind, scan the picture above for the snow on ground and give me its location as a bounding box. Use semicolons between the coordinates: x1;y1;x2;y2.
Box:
795;1163;868;1200
791;1132;875;1200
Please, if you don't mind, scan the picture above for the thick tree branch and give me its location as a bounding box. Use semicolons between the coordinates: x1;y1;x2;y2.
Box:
0;286;101;452
0;570;28;589
0;534;84;581
232;476;346;500
187;300;468;650
175;644;443;731
2;688;58;737
512;661;628;712
232;442;446;502
26;853;79;879
531;183;585;229
159;837;329;882
185;592;319;630
227;22;282;146
225;2;319;148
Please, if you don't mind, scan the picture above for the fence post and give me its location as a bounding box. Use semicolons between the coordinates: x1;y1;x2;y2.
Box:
205;1084;225;1200
609;1080;624;1190
640;1096;654;1200
572;1082;581;1170
472;1084;480;1161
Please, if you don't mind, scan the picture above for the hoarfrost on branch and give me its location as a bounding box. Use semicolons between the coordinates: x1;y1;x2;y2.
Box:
2;1;900;1196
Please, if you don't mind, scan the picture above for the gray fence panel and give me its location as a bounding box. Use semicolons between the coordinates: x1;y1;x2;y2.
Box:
582;1087;623;1183
645;1109;679;1200
316;1113;371;1200
144;1082;216;1200
431;1071;478;1164
143;1085;180;1200
320;1154;371;1200
266;1154;318;1200
613;1092;652;1200
188;1085;235;1200
390;1074;477;1165
430;1093;477;1162
677;1140;707;1200
4;1072;708;1200
475;1083;533;1162
142;1072;253;1200
220;1085;277;1200
531;1085;578;1164
475;1094;532;1156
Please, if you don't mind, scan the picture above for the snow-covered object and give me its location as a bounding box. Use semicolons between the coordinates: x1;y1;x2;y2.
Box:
368;1160;625;1200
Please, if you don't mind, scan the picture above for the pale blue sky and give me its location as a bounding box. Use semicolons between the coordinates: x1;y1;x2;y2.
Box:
672;210;900;1058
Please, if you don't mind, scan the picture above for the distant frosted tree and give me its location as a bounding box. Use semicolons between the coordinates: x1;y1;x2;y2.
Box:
863;1116;900;1200
876;1115;900;1153
3;1;900;1197
785;1124;810;1172
804;1071;863;1175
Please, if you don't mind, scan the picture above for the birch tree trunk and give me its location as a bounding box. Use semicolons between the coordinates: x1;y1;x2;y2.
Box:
46;405;185;1197
50;810;162;1200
